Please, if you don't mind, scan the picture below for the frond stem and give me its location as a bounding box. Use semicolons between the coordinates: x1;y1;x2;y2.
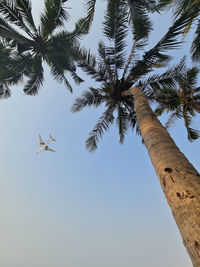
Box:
122;40;137;79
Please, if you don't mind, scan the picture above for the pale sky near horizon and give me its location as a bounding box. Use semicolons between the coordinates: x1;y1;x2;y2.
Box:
0;1;199;267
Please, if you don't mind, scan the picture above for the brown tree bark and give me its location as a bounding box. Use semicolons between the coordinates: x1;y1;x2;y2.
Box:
126;87;200;266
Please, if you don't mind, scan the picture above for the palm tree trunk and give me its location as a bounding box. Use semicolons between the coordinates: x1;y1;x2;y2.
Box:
126;87;200;266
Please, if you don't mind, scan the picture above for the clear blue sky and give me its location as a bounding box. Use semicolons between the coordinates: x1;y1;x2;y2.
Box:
0;1;199;266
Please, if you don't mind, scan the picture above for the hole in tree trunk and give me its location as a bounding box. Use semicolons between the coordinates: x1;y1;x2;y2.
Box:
194;241;200;250
163;178;166;187
164;168;173;173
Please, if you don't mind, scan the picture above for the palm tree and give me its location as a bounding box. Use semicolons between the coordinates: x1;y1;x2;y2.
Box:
153;66;200;141
0;0;85;96
72;1;200;265
158;0;200;61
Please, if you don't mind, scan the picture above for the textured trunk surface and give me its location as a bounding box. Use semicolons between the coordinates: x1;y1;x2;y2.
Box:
127;87;200;266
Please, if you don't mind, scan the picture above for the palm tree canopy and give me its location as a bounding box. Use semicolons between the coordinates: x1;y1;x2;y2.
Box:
72;0;196;151
84;0;158;40
0;0;87;96
152;65;200;141
157;0;200;61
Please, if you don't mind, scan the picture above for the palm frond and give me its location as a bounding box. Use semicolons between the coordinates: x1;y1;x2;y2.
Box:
0;52;32;85
0;83;11;99
165;109;182;129
153;87;179;114
71;87;106;112
158;0;200;49
122;40;138;79
128;0;154;40
80;0;97;33
141;57;187;97
0;41;12;62
156;0;173;9
70;68;84;85
48;30;79;54
16;0;37;32
72;0;97;35
177;2;200;38
123;99;138;133
127;110;137;130
0;0;31;34
46;42;83;86
181;66;199;89
154;104;166;116
176;67;199;99
135;123;141;136
191;19;200;62
103;0;128;41
86;106;114;151
157;0;197;15
50;61;73;92
183;111;200;141
128;9;194;80
62;76;73;92
73;17;91;36
116;104;129;143
103;0;128;76
0;17;32;44
77;47;108;82
40;0;69;38
53;51;83;85
24;56;44;95
174;0;199;17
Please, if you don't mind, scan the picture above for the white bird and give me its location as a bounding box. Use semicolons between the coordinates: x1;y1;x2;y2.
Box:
35;135;56;154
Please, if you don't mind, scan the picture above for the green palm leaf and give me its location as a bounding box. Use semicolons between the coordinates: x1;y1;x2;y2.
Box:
81;0;97;33
183;111;200;141
129;10;194;80
158;0;200;63
165;109;182;129
0;52;32;85
153;64;200;141
71;87;106;112
40;0;69;38
86;106;114;151
77;47;108;82
46;41;83;87
23;56;44;95
16;0;37;32
128;0;155;40
116;104;129;143
191;20;200;62
141;58;187;97
0;17;32;44
103;0;128;77
0;0;32;35
51;58;74;92
0;83;11;99
128;110;137;130
72;0;98;36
